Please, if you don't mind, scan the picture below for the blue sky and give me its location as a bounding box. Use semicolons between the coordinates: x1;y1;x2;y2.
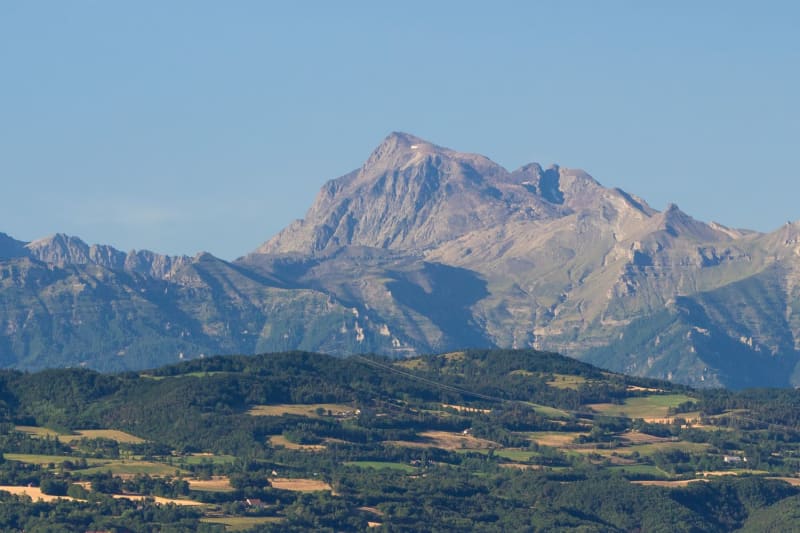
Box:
2;2;798;259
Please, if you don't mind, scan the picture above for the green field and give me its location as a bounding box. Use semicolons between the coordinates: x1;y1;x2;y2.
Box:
455;448;539;462
344;461;418;472
495;449;538;461
607;464;672;478
588;394;695;419
76;460;184;476
571;440;710;460
622;441;709;457
526;431;589;447
4;454;105;466
525;403;571;418
179;454;238;465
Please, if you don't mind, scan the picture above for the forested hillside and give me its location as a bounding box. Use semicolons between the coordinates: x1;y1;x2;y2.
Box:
2;349;800;530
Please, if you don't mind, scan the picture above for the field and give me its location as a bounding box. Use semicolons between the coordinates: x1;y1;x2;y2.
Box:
4;453;105;466
0;485;77;502
616;441;709;457
188;476;235;492
606;464;672;478
631;479;709;487
441;403;491;414
179;453;238;465
588;394;695;419
15;425;63;439
247;403;355;418
526;431;588;447
386;430;500;451
269;435;326;451
570;440;710;461
269;477;332;492
500;463;544;470
76;460;184;477
546;374;588;389
15;426;145;444
525;403;571;418
698;469;770;477
345;461;418;472
619;431;672;444
112;494;204;506
394;358;427;370
200;517;284;531
62;429;145;444
454;448;541;463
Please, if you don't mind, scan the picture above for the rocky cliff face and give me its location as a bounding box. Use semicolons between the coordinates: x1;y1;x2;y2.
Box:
23;234;193;279
249;133;800;387
2;133;799;387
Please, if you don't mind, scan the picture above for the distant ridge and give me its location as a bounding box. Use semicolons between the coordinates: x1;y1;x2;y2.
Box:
1;132;799;388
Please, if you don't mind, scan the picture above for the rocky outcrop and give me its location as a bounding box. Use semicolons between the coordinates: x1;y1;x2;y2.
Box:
23;233;191;279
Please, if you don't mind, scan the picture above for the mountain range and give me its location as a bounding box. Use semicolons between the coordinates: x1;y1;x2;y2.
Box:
2;132;800;388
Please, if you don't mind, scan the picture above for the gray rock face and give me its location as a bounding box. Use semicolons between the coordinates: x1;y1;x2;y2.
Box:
250;133;800;388
1;133;799;388
23;234;192;279
259;132;568;254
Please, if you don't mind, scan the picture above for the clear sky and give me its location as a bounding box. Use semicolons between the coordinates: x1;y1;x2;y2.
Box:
2;1;798;259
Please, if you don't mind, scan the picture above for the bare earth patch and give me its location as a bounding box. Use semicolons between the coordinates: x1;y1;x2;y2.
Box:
0;485;77;502
420;430;501;450
269;435;326;451
386;430;501;451
112;494;204;506
188;476;234;492
441;403;491;414
619;431;671;445
696;470;768;477
270;478;332;492
626;386;664;393
14;426;63;439
642;414;701;425
631;479;709;487
64;429;145;444
248;403;356;418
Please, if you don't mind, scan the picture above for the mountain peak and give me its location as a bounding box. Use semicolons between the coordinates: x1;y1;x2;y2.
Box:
379;131;440;152
0;232;29;260
362;132;452;173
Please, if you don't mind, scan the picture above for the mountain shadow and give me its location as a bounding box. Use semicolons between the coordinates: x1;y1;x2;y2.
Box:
386;262;493;350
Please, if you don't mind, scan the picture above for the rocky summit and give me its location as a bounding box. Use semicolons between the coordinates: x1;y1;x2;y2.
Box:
2;133;800;388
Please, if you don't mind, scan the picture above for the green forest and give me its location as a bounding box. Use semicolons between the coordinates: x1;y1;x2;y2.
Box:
2;348;800;531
